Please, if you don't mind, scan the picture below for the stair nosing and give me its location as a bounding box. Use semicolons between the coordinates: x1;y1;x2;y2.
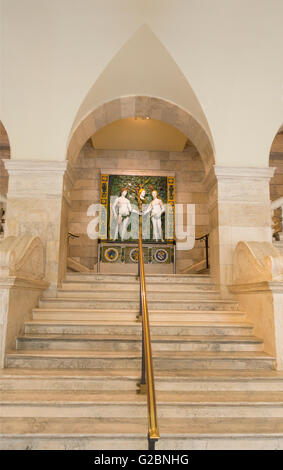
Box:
33;308;245;314
17;334;263;343
40;297;238;304
24;319;254;326
6;350;274;359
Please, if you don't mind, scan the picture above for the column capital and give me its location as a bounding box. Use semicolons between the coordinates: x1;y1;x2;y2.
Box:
4;160;68;176
4;160;71;199
213;165;275;180
203;165;275;191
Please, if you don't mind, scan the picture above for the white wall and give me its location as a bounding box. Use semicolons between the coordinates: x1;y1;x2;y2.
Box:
1;0;283;166
72;25;213;144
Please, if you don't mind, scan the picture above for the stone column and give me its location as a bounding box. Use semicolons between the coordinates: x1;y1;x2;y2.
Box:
4;161;72;287
205;166;275;295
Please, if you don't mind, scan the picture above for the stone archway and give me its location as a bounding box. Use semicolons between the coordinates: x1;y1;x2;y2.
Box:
66;96;215;173
270;125;283;201
0;121;11;236
64;96;215;274
269;124;283;239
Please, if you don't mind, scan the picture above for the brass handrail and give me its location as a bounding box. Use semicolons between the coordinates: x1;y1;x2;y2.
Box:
195;233;209;269
138;197;160;450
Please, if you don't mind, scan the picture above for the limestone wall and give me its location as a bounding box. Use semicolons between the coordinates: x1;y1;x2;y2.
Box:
69;142;209;272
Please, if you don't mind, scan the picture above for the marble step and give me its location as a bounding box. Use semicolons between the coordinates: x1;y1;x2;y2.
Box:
55;288;221;301
5;350;275;371
38;298;240;311
24;320;255;337
65;273;212;284
61;281;217;292
0;390;147;418
2;390;283;419
157;417;283;450
0;369;140;392
155;370;283;392
32;308;246;322
2;417;283;450
16;334;264;352
2;369;283;392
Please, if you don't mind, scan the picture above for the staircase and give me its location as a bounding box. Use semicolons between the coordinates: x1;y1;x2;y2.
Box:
2;273;283;450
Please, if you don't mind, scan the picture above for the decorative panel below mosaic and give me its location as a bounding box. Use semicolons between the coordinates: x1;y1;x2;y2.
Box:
100;243;174;264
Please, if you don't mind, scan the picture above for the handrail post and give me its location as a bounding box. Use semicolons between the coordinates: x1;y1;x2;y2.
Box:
148;435;158;451
139;333;147;394
137;212;142;322
138;244;142;319
195;233;210;270
205;234;209;269
97;238;101;274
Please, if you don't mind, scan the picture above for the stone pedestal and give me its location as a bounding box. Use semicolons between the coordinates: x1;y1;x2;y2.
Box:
4;161;72;286
231;282;283;370
0;277;48;368
205;166;275;294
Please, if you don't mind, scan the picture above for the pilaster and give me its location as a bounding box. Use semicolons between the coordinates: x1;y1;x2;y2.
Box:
204;166;275;294
4;160;72;286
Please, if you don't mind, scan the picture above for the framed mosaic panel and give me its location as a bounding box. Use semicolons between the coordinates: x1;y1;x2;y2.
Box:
99;172;175;243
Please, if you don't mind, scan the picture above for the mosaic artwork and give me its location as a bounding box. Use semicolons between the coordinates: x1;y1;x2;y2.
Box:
154;248;169;263
99;173;175;243
104;247;120;263
100;243;173;264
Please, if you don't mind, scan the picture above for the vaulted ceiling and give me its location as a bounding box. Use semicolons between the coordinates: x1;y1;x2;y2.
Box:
91;117;188;152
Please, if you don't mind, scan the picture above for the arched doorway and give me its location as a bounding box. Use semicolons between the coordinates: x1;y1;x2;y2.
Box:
67;96;214;172
269;125;283;242
65;96;215;274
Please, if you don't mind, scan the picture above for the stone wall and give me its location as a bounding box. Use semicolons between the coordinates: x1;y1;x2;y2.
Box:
4;161;70;286
69;142;209;272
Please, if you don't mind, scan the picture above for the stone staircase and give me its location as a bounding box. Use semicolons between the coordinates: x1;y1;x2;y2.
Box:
2;273;283;449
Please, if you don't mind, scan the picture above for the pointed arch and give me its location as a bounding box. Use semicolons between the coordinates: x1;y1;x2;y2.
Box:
66;25;215;171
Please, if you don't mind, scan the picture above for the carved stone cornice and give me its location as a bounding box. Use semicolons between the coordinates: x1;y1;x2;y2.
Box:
213;166;275;180
203;165;275;192
4;160;68;176
4;160;70;198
